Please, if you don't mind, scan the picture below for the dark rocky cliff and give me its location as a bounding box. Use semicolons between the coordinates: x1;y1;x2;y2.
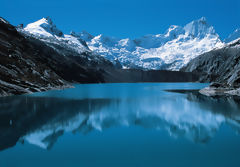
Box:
0;17;112;96
181;39;240;88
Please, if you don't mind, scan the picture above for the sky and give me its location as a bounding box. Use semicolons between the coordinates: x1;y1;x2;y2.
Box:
1;0;240;39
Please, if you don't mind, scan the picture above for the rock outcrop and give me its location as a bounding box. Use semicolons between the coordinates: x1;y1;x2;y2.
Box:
182;38;240;96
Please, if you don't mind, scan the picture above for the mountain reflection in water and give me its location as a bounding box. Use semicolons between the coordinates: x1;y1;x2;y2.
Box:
0;83;239;151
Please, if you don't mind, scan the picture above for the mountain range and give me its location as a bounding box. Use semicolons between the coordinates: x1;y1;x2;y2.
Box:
0;16;240;96
21;17;239;71
0;17;199;96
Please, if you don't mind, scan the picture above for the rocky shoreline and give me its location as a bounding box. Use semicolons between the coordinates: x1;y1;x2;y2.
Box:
199;82;240;96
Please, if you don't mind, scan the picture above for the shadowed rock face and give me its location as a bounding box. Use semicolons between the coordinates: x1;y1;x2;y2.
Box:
0;17;113;96
0;17;64;95
181;39;240;88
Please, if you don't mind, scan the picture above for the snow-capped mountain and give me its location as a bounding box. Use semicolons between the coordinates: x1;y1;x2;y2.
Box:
23;17;90;54
0;17;115;97
224;28;240;43
23;17;224;71
25;16;63;37
22;17;114;67
85;17;223;70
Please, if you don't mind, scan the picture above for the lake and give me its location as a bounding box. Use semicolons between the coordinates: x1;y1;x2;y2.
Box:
0;83;240;167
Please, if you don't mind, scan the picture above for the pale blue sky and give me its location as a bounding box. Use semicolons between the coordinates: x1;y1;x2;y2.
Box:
1;0;240;39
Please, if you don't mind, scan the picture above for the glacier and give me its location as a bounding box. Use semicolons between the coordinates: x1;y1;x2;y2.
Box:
23;17;224;71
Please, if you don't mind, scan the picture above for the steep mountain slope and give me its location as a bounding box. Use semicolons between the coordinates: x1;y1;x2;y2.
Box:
0;17;66;96
224;28;240;43
83;17;223;70
24;17;223;71
182;38;240;95
24;17;63;37
22;17;115;69
23;17;91;55
0;17;112;96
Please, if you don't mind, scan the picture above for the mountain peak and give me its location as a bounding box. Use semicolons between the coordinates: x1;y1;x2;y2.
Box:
184;17;215;38
199;16;207;22
24;17;63;37
42;16;55;26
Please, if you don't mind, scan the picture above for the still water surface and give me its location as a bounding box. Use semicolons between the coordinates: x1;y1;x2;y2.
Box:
0;83;240;167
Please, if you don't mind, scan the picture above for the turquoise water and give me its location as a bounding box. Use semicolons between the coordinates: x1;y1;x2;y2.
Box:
0;83;240;167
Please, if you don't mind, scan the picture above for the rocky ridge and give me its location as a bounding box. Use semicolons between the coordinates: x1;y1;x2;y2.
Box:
182;38;240;96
